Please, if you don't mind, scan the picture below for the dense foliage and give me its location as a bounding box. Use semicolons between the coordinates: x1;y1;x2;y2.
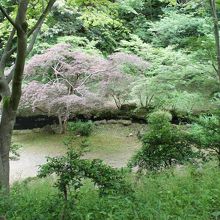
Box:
1;164;220;219
0;0;215;121
1;0;220;219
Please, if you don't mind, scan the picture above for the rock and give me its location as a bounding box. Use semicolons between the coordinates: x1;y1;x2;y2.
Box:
41;125;55;134
118;120;132;126
94;120;107;125
50;124;61;134
32;128;41;133
127;133;133;137
94;121;99;125
107;120;118;124
120;103;137;111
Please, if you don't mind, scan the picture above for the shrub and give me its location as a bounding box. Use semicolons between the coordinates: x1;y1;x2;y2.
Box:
38;148;131;200
190;111;220;166
128;111;199;172
68;121;94;136
147;110;172;123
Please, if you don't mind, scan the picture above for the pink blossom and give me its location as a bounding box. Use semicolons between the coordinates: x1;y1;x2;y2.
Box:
21;43;149;116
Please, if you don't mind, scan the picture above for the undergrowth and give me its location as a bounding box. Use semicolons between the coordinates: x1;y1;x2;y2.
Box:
1;163;220;220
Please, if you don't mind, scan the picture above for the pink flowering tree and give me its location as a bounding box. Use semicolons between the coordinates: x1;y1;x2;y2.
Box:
20;44;148;132
20;81;101;133
102;52;149;109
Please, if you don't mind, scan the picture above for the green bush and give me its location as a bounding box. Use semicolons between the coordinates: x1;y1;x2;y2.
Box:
38;148;131;199
68;120;94;136
119;35;218;114
147;110;172;123
128;111;199;172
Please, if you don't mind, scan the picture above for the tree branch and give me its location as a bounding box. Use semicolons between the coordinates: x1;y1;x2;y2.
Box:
0;28;16;75
5;0;57;84
10;0;29;111
0;5;18;30
6;23;43;84
28;0;56;37
26;21;43;55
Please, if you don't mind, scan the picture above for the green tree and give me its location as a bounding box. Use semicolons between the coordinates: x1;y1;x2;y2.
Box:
0;0;56;192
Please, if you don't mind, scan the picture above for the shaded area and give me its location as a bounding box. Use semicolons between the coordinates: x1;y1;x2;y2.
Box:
14;109;192;130
14;115;59;130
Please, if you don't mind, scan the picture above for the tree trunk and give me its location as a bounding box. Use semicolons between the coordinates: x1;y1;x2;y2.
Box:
0;105;16;192
58;115;65;134
210;0;220;82
0;0;28;191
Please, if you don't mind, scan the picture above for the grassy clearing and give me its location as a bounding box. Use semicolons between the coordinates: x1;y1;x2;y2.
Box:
12;123;142;157
12;131;67;154
10;124;142;182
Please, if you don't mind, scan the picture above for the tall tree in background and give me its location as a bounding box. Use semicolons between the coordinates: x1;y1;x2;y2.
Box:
209;0;220;81
0;0;56;192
